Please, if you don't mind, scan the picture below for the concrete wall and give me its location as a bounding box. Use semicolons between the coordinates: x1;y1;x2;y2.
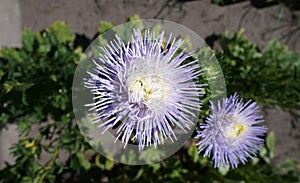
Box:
0;0;21;169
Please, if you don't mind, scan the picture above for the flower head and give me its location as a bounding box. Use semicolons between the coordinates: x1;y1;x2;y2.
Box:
84;29;204;150
196;94;267;169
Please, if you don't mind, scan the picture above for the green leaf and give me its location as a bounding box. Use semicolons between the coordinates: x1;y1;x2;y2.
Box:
139;146;166;163
259;146;271;164
35;32;51;54
0;48;25;63
76;153;91;171
133;168;144;181
266;131;275;159
120;150;137;165
128;14;142;22
99;21;114;34
114;14;143;43
21;176;35;183
95;154;114;171
278;159;298;172
15;82;35;92
188;142;199;163
148;163;161;173
49;21;75;44
22;29;35;52
218;164;229;175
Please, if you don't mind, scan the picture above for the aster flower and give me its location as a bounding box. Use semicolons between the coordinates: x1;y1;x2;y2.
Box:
84;29;204;151
196;94;267;169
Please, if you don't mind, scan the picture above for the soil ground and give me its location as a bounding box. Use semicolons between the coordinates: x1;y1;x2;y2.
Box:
19;0;300;54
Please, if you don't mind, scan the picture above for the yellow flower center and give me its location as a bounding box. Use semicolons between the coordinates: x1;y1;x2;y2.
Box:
225;123;247;139
129;75;168;108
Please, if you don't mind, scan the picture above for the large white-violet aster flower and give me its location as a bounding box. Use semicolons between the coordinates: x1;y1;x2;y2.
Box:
196;94;267;169
84;30;204;150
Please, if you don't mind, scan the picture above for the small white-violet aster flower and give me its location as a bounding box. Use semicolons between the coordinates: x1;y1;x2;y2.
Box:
84;29;204;150
196;94;267;169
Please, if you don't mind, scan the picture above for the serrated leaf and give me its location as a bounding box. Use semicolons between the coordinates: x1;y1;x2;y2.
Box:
99;21;114;34
128;14;142;22
16;119;32;135
1;48;25;63
35;33;51;54
50;21;75;44
114;14;144;43
22;29;35;52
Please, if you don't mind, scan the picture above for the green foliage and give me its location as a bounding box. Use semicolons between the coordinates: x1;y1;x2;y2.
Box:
0;16;299;182
218;29;300;111
0;21;89;182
